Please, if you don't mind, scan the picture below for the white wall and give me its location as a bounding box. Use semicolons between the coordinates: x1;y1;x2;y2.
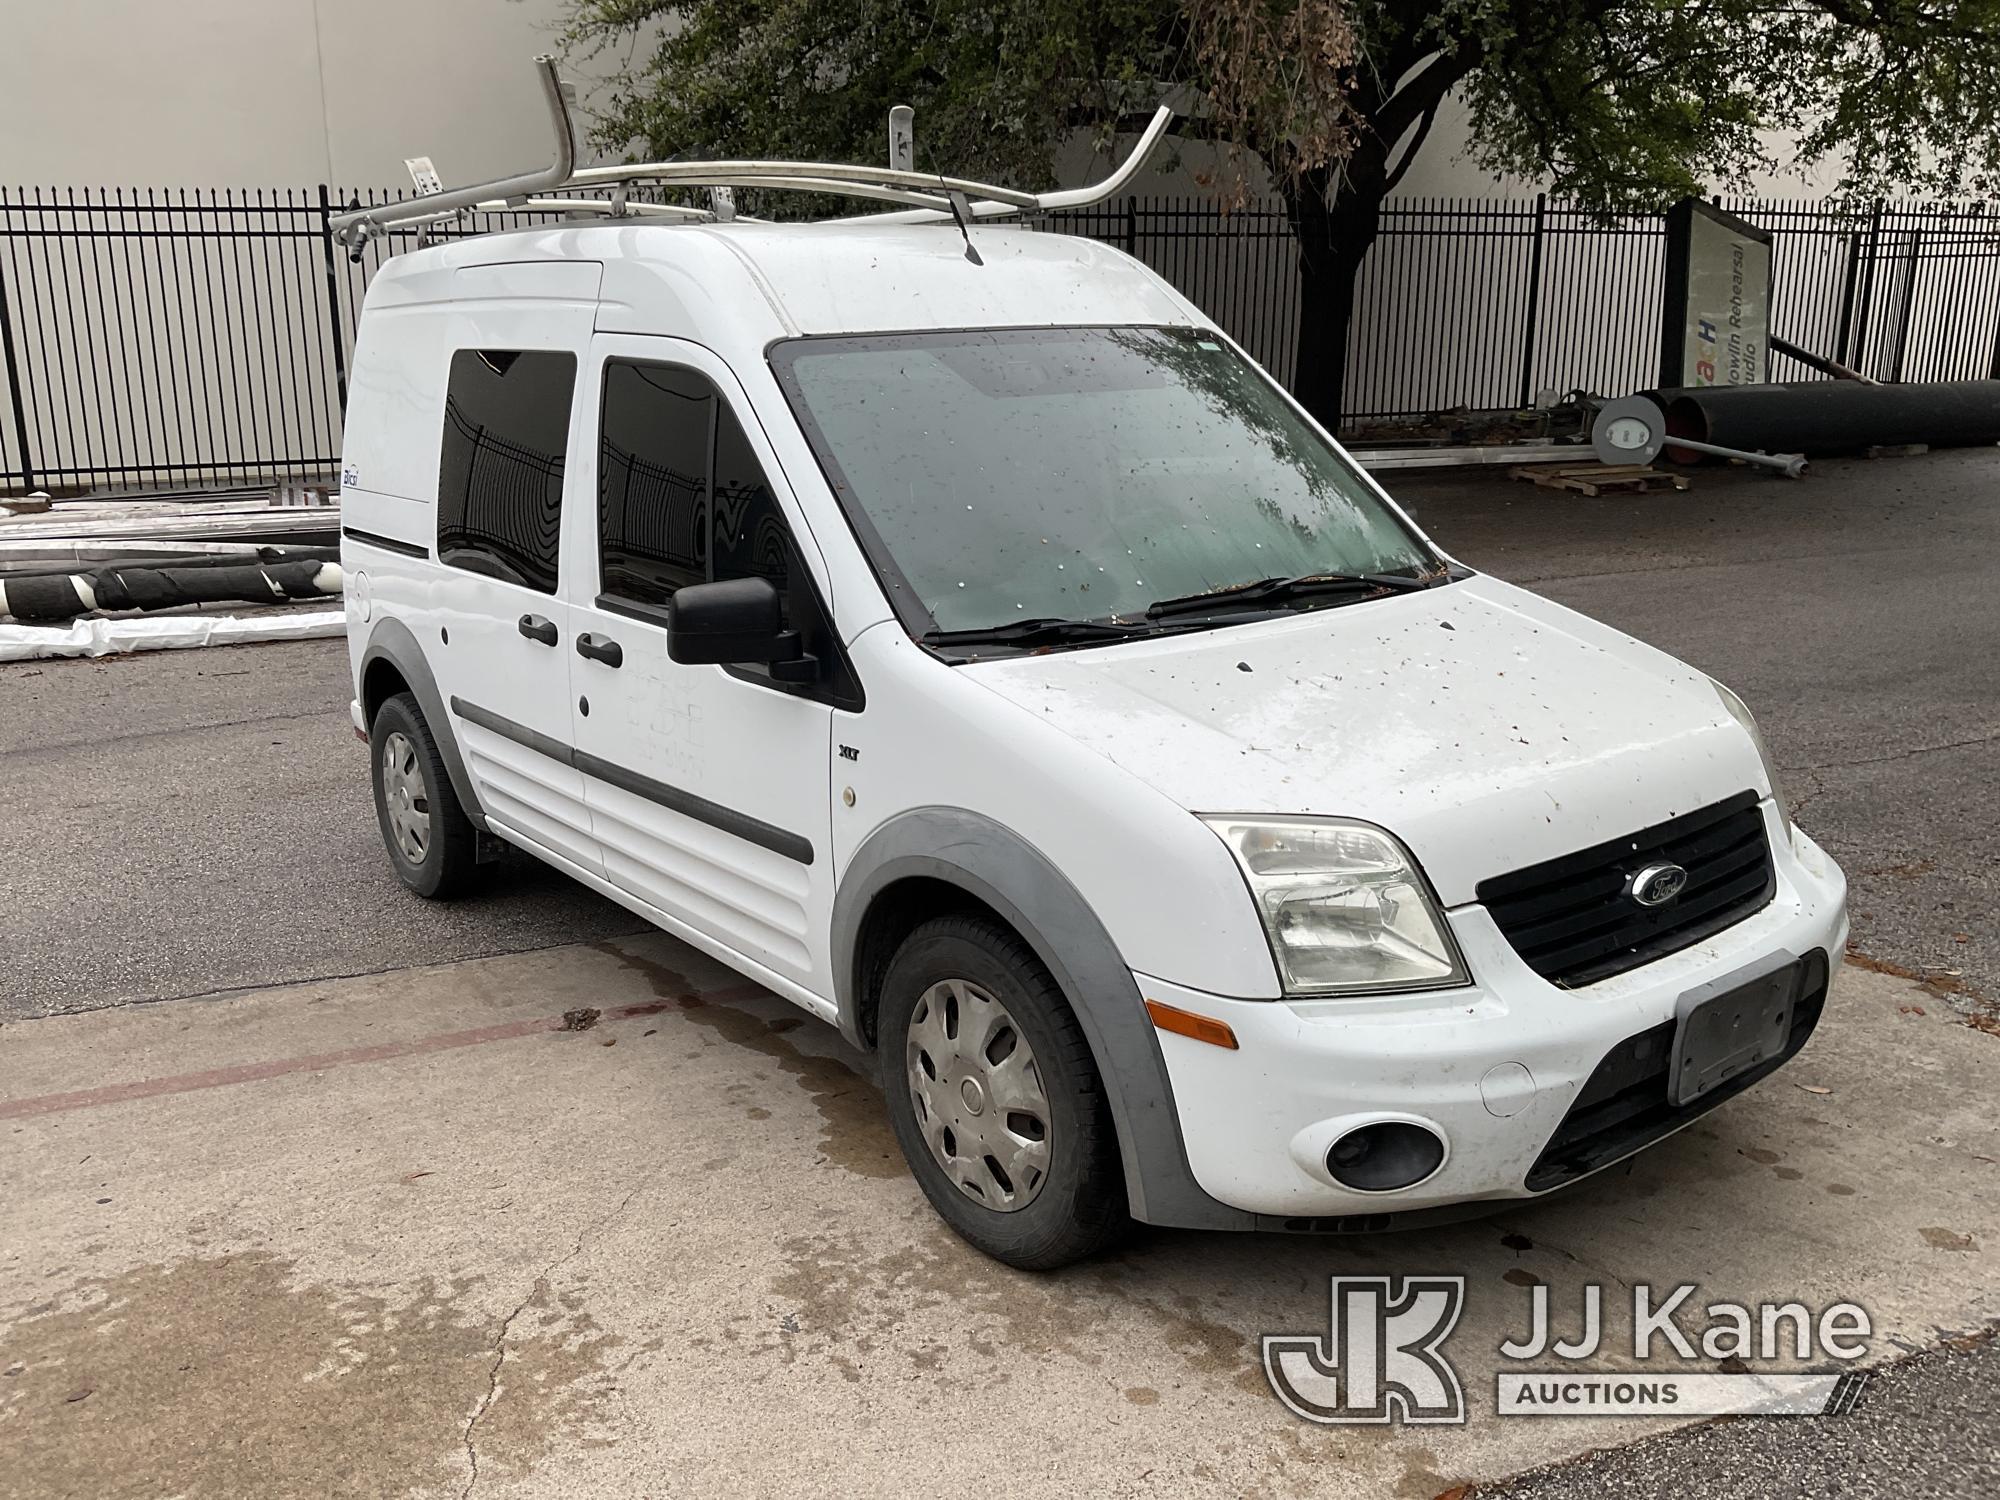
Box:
1065;91;1843;204
1;0;626;188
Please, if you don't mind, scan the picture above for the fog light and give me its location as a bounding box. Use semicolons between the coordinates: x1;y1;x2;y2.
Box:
1326;1121;1446;1192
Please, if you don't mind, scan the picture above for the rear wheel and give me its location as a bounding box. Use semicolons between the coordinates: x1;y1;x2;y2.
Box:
879;914;1127;1269
369;692;477;899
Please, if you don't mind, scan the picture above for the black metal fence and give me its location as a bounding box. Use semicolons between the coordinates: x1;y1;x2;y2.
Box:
4;186;2000;492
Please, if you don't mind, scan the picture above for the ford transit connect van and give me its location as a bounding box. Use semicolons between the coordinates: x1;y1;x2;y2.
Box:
340;222;1848;1269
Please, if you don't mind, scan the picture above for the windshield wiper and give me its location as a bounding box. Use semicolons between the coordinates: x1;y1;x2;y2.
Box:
1145;570;1437;620
920;616;1156;650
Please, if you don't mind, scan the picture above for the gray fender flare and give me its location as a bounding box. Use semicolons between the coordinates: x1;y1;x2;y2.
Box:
357;616;487;829
831;807;1251;1230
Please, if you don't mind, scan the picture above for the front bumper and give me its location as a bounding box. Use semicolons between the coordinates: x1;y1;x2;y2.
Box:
1144;805;1848;1220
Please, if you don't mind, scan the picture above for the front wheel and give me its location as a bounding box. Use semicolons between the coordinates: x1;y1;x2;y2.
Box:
369;692;477;899
879;914;1128;1270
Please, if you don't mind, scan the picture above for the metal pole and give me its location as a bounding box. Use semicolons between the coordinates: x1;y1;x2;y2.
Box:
0;207;34;492
888;105;913;173
1851;199;1885;374
1517;191;1546;408
1833;226;1861;366
1890;227;1921;382
317;184;350;415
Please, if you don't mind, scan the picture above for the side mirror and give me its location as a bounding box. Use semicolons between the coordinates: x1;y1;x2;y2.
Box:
666;576;817;683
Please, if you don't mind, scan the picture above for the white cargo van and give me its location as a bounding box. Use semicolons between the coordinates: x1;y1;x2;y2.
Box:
336;78;1847;1268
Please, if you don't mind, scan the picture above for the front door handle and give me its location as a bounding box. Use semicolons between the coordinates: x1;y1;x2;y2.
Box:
576;632;624;668
517;613;558;646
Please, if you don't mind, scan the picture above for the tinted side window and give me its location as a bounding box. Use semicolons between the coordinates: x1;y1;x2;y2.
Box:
437;350;576;594
598;362;713;606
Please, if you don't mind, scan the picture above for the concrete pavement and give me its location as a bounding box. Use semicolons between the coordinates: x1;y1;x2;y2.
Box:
4;937;1995;1498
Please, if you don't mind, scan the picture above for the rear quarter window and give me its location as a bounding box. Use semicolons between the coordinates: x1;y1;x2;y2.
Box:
436;349;578;593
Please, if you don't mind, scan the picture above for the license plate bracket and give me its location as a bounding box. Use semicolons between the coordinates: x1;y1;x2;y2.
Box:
1669;960;1801;1106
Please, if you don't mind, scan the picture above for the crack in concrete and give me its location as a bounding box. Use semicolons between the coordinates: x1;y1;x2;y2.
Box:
459;1180;649;1499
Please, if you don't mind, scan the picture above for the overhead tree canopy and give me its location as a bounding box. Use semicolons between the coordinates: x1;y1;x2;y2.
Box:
565;0;2000;422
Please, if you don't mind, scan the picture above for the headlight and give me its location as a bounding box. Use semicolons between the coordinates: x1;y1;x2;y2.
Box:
1200;816;1469;995
1710;678;1794;836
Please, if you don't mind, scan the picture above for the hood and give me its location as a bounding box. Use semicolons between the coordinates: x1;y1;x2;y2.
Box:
964;575;1769;906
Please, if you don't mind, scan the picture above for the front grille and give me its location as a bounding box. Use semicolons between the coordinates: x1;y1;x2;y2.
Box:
1477;791;1775;987
1524;949;1829;1192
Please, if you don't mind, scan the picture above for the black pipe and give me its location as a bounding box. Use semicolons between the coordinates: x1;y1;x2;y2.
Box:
1;557;338;623
0;545;338;579
1660;380;2000;457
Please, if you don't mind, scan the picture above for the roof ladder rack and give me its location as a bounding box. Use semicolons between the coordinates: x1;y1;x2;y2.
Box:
328;58;1174;250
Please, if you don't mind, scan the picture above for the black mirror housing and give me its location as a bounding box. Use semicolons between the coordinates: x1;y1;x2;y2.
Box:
666;576;786;666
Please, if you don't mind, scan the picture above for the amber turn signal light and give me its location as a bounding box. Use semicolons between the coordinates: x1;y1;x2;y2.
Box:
1144;998;1239;1050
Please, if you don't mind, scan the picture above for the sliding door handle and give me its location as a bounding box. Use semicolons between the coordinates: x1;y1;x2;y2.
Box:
517;614;558;646
576;632;624;668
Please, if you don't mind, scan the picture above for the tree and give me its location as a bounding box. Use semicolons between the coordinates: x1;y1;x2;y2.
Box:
564;0;2000;424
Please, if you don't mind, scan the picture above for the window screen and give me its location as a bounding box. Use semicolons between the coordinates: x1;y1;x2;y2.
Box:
597;360;791;614
437;349;577;594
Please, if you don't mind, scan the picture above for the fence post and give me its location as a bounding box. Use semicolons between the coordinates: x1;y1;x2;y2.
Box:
1832;226;1862;366
0;209;34;492
1890;227;1921;382
1123;197;1137;256
1850;199;1886;375
1516;192;1547;409
316;184;350;416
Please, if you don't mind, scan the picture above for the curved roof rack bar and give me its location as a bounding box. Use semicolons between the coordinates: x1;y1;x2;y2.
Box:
328;58;1173;250
329;55;577;246
830;105;1175;225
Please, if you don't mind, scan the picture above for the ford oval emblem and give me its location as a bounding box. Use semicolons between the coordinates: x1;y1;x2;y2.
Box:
1628;863;1689;907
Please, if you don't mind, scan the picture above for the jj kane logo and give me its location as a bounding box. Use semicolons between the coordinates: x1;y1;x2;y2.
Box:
1262;1276;1467;1425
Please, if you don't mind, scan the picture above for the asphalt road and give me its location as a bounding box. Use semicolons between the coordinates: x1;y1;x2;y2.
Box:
0;643;644;1021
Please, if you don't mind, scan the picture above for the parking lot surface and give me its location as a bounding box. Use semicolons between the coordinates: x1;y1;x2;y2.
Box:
3;449;1996;1496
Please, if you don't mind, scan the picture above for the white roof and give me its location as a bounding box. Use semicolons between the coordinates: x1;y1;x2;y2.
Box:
367;221;1203;346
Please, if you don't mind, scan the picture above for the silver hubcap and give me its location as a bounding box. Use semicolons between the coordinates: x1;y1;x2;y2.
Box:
380;730;431;865
905;979;1052;1212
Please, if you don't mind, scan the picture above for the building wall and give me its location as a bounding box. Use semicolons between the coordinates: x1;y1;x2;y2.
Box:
2;0;629;188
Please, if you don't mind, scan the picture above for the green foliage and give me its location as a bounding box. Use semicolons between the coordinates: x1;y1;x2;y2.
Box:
564;0;1182;200
565;0;2000;211
1461;0;2000;207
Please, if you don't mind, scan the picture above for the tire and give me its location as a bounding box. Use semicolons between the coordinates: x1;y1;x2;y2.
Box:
879;914;1128;1270
369;691;478;899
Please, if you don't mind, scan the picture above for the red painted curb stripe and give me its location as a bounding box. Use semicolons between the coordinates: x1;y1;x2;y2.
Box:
0;983;769;1123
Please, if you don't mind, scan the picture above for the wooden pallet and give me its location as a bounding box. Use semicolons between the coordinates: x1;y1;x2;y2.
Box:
1508;462;1693;497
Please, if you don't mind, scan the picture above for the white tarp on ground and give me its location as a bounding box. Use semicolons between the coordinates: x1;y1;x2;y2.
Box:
0;608;347;662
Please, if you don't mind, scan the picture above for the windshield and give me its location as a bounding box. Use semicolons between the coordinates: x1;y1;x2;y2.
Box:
771;327;1441;639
